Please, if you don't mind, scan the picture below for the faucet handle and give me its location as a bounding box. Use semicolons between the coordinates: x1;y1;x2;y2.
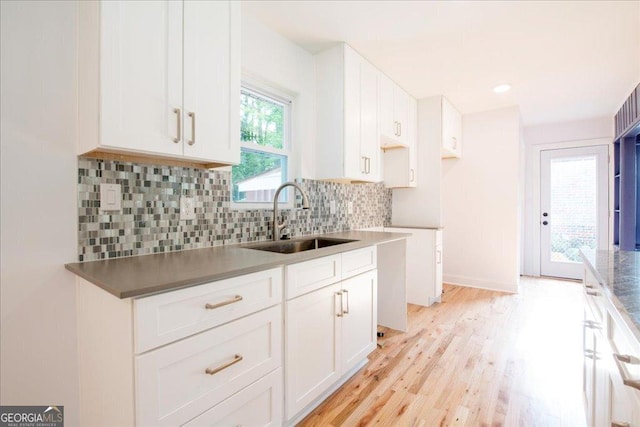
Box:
280;226;292;240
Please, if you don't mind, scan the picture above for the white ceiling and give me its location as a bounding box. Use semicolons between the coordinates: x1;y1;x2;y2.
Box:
243;0;640;126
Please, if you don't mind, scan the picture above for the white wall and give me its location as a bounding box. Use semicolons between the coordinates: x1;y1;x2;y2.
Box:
241;13;316;179
392;96;443;227
441;107;522;292
0;1;79;425
521;117;613;275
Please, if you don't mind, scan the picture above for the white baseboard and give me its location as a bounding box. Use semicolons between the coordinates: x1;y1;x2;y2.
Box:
443;274;518;293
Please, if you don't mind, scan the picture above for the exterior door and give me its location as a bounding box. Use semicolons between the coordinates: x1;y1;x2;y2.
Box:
540;146;608;279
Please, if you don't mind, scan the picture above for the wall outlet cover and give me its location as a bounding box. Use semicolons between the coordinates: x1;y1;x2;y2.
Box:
329;200;336;214
180;196;196;221
347;201;354;215
99;183;121;212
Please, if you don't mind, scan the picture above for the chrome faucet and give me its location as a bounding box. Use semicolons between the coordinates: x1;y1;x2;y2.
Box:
272;182;310;240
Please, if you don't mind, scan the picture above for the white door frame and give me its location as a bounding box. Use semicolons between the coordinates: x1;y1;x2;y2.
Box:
531;138;612;277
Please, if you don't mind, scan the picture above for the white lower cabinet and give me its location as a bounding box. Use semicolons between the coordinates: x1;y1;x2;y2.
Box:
341;270;378;373
582;264;640;427
285;282;342;418
183;368;283;427
76;268;284;427
285;248;378;422
136;305;281;426
384;227;442;306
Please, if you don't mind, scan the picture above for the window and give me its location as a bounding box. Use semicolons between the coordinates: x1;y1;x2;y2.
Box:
232;86;291;205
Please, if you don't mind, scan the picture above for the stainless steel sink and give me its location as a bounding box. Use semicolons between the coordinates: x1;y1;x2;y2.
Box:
245;237;357;254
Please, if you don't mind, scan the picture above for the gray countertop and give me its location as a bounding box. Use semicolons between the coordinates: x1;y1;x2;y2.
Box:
581;249;640;343
65;231;410;299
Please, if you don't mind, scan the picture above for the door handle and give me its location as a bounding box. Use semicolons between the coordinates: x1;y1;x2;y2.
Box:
542;221;548;225
542;212;548;217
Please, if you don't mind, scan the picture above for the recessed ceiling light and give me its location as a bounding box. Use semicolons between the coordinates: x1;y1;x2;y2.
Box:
493;84;511;93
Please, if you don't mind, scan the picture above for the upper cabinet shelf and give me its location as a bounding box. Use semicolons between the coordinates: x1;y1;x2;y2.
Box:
78;1;240;168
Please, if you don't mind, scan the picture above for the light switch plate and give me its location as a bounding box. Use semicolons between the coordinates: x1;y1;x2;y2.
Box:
180;196;196;221
99;183;121;212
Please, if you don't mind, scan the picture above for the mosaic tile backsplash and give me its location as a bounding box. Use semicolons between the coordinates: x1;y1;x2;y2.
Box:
77;158;392;261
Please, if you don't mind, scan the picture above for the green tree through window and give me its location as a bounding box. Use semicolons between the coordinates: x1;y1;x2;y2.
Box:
232;88;289;203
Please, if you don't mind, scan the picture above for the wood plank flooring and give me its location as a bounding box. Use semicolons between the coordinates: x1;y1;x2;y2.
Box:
299;277;586;427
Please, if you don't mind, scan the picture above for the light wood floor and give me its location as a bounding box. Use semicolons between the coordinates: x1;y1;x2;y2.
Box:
299;277;587;427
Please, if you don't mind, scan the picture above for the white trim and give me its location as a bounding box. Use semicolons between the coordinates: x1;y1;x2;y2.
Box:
443;274;518;294
531;138;612;276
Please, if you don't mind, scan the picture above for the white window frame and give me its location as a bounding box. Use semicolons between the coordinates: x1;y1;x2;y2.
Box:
232;78;295;210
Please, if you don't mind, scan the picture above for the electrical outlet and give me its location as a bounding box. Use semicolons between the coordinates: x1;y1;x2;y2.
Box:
99;183;121;212
347;201;353;215
180;196;196;221
329;200;336;215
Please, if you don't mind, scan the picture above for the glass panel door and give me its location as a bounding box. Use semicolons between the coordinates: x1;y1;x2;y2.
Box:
540;146;608;279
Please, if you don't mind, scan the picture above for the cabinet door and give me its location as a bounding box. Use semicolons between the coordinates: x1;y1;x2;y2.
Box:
441;97;462;158
583;309;597;427
341;270;377;373
183;0;240;164
285;284;342;419
360;59;379;181
343;46;364;181
100;1;183;156
408;96;418;187
379;74;397;145
394;88;410;146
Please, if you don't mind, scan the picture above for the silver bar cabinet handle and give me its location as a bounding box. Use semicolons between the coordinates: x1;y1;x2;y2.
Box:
336;291;343;317
205;354;243;376
612;353;640;391
410;169;415;182
173;108;181;143
205;295;243;310
188;111;196;145
398;121;401;136
586;290;600;297
343;289;349;315
611;422;630;427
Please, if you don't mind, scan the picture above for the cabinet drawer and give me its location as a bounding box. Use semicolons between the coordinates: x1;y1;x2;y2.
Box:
135;305;282;427
583;269;605;323
134;267;282;353
183;368;282;427
608;311;640;382
286;254;341;299
342;246;377;280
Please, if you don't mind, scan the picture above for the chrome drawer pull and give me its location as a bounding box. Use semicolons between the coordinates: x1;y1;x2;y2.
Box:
205;354;243;376
205;295;243;310
613;353;640;391
611;421;630;427
336;291;343;317
586;290;600;297
585;284;595;289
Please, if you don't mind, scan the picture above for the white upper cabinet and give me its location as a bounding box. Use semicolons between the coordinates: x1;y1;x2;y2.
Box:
441;96;462;158
379;74;410;149
316;43;379;183
383;96;417;188
78;1;240;167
